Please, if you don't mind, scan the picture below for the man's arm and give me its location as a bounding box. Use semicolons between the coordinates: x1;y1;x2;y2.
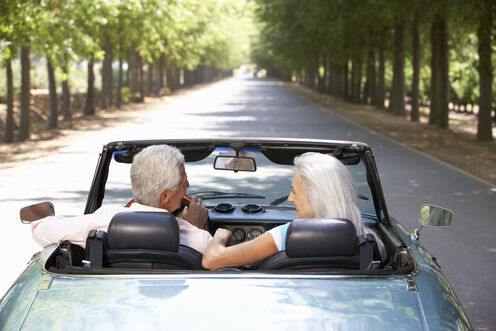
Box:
31;205;120;248
202;229;278;270
31;215;92;247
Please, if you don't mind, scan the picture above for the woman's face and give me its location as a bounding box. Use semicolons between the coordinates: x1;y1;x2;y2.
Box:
288;171;316;219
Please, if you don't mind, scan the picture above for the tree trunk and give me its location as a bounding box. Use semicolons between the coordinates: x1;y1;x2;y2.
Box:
166;64;174;91
411;11;421;122
47;57;58;129
116;56;123;108
127;49;134;98
476;0;493;141
100;65;106;109
137;54;144;101
325;55;331;94
4;58;14;143
304;66;312;88
319;54;327;92
369;48;377;106
107;42;113;107
100;36;113;109
327;61;334;95
390;20;406;116
335;62;341;96
365;47;376;105
429;18;439;125
351;57;362;104
184;70;193;87
62;54;71;122
344;61;350;101
128;49;140;102
376;30;386;109
157;54;164;93
436;16;450;129
18;45;31;141
84;55;95;116
146;62;153;96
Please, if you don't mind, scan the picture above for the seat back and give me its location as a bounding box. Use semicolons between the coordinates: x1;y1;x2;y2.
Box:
104;211;203;270
259;218;359;270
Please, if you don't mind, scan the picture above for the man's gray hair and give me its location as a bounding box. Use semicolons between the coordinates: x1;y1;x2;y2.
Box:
294;152;365;235
130;145;185;207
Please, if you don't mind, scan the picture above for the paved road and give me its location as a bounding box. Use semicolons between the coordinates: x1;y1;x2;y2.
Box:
1;76;494;329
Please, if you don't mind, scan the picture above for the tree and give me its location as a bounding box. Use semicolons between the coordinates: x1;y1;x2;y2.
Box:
389;19;406;116
3;57;14;142
376;29;387;109
0;0;17;142
46;57;58;129
411;10;421;122
84;55;95;116
436;15;450;129
476;0;493;141
18;45;31;141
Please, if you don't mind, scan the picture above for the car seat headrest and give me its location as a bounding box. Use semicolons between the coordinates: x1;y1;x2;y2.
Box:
107;212;179;251
286;218;357;258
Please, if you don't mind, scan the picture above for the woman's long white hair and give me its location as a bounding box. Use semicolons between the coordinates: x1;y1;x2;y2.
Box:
294;152;366;236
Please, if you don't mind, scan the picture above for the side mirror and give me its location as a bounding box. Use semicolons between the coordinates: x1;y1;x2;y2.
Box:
214;155;256;172
20;201;55;224
412;204;453;241
419;204;453;227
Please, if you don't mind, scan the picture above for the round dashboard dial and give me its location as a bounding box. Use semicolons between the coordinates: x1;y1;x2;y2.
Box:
247;229;262;241
232;229;246;242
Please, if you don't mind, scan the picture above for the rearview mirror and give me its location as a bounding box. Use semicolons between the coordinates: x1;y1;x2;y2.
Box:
418;204;453;227
214;155;256;172
20;201;55;224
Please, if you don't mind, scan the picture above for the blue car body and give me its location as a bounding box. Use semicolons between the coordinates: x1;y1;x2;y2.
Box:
0;139;471;330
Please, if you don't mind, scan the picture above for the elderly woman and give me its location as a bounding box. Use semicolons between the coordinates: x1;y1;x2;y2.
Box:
202;152;382;270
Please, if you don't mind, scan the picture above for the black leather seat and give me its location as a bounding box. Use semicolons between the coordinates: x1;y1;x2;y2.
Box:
258;218;360;270
103;212;203;270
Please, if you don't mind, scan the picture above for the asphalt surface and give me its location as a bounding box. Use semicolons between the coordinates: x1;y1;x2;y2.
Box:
1;76;494;330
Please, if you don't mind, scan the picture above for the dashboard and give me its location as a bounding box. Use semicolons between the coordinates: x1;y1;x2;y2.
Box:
207;203;296;246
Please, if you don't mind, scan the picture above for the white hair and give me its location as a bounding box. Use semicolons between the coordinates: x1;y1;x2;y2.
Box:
130;145;185;207
294;152;365;236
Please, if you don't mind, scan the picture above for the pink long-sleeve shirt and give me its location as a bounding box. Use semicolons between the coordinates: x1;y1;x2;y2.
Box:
30;203;212;254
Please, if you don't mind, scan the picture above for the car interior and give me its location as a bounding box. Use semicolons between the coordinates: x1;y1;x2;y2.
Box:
42;140;416;276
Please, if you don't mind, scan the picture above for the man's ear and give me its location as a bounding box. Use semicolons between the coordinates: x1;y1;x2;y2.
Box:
159;189;170;207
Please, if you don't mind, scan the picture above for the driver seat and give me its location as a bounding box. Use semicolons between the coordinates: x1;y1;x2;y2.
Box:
258;218;360;270
102;212;203;270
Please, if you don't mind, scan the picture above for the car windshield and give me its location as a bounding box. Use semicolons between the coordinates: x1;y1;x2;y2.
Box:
102;147;376;216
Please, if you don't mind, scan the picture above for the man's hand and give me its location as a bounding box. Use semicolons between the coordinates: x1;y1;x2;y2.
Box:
181;196;208;229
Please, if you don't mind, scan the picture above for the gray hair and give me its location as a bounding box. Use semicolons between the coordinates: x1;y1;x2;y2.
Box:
294;152;365;236
130;145;185;207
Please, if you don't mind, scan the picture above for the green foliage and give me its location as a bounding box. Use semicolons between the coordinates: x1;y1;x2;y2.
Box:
0;0;254;94
251;0;494;110
450;33;479;105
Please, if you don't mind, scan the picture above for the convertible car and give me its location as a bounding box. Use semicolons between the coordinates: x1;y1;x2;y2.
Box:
0;138;470;330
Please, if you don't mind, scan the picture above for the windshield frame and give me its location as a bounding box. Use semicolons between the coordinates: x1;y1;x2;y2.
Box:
84;138;390;228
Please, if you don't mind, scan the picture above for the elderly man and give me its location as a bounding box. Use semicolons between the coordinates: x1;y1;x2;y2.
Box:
31;145;212;253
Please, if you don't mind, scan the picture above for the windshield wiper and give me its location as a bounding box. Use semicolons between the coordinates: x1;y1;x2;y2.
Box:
188;191;265;200
270;196;289;206
270;194;369;206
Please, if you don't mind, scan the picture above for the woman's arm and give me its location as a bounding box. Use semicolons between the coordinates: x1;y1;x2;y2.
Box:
202;228;279;270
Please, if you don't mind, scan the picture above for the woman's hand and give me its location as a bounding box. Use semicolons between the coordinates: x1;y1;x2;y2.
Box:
202;228;232;270
202;229;279;271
